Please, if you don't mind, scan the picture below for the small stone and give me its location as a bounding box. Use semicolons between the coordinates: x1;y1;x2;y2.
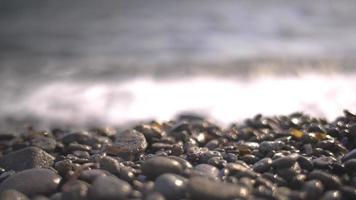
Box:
99;156;121;175
144;192;166;200
192;164;219;178
142;157;183;178
0;168;61;197
32;195;50;200
0;189;29;200
320;190;342;200
168;156;193;169
79;169;109;183
342;149;356;162
344;159;356;172
302;180;324;199
88;176;132;200
297;156;313;171
272;155;298;169
62;180;89;200
30;137;57;152
253;158;272;173
188;177;249;200
108;130;147;160
0;147;54;171
67;143;91;152
61;132;92;145
308;170;341;189
54;159;73;176
340;186;356;199
154;173;187;200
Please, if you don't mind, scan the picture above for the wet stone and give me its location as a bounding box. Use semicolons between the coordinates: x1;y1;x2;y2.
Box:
192;164;219;178
0;168;61;197
99;156;121;175
320;190;342;200
142;156;183;179
272;154;298;169
0;147;54;171
302;180;324;199
0;189;30;200
61;132;92;145
79;169;109;183
188;177;249;200
342;149;356;162
88;176;132;200
154;173;187;200
144;192;166;200
308;170;342;190
61;180;89;200
108;130;147;160
30;137;57;152
253;158;272;173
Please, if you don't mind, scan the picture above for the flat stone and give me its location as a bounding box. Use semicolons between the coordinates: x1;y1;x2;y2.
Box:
154;173;188;200
88;176;132;200
142;156;183;178
30;137;57;152
0;169;61;197
188;177;249;200
0;147;54;171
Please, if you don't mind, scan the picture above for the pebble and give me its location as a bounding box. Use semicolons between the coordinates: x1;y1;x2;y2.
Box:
188;177;249;200
142;156;183;178
61;180;89;200
0;147;54;171
0;169;61;197
308;170;342;189
108;130;147;160
191;164;219;178
0;189;29;200
320;190;342;200
154;173;187;200
302;180;324;199
30;137;57;152
79;169;109;183
272;155;298;169
99;156;121;175
253;158;272;173
144;192;166;200
342;149;356;162
88;176;132;200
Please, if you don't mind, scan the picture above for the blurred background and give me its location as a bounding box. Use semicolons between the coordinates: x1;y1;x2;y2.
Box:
1;0;356;129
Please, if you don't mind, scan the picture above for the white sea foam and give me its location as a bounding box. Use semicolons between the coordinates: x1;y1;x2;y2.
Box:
5;74;356;127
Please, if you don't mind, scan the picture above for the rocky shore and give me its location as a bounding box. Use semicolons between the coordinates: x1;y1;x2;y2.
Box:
1;111;356;200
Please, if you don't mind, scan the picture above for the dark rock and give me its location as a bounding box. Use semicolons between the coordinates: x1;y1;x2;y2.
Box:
142;157;183;178
302;180;324;199
88;176;132;200
253;158;272;173
342;149;356;162
272;155;298;169
99;156;121;175
144;192;166;200
30;137;57;152
192;164;219;178
0;147;54;171
188;177;249;200
320;190;342;200
154;173;187;200
61;132;92;145
0;169;61;197
32;195;50;200
308;170;341;189
79;169;109;183
0;189;29;200
108;130;147;160
61;180;89;200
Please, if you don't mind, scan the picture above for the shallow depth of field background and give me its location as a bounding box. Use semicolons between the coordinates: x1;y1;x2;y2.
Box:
1;0;356;129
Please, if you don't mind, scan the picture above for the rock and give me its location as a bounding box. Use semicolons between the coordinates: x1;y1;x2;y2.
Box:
154;173;187;200
99;156;121;175
61;180;89;200
253;158;272;173
0;147;54;171
320;190;342;200
61;132;92;145
272;155;298;169
108;130;147;160
191;164;219;178
342;149;356;162
144;192;166;200
0;169;61;197
302;180;324;199
79;169;109;183
142;157;183;178
88;176;132;200
0;189;29;200
308;170;341;189
31;196;50;200
188;177;249;200
30;137;57;152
